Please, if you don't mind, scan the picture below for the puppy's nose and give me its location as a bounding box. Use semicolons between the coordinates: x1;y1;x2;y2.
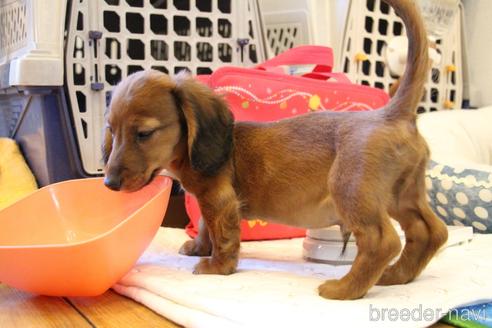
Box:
104;176;121;191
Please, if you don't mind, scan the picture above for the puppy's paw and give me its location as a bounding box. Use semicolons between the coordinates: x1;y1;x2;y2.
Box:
318;279;366;300
376;266;412;286
193;258;237;275
179;240;212;257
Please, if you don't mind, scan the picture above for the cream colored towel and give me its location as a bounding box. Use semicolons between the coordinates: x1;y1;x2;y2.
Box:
0;138;37;210
114;228;492;328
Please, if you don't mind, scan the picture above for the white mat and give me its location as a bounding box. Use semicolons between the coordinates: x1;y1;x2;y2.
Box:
113;228;492;328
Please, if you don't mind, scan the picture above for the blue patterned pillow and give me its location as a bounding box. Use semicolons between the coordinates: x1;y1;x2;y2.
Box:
426;160;492;233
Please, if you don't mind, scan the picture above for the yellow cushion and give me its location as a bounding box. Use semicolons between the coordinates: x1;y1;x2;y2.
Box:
0;138;38;210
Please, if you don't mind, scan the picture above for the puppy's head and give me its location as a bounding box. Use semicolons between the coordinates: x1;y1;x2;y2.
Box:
103;70;233;192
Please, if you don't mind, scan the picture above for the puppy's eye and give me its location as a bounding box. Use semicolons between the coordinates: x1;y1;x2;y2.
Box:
137;130;155;141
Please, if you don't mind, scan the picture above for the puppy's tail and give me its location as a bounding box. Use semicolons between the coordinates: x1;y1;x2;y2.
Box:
383;0;429;121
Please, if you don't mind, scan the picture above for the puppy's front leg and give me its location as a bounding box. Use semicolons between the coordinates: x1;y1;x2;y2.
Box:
192;186;241;275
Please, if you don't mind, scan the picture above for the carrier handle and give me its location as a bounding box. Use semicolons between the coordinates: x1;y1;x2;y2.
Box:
256;46;334;73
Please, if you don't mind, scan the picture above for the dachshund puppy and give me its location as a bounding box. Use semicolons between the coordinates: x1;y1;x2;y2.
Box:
103;0;448;300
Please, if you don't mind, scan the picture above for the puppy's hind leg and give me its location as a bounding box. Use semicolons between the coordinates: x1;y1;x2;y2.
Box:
179;217;212;257
319;172;402;300
378;163;448;285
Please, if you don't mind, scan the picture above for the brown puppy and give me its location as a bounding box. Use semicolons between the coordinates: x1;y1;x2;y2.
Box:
104;0;448;300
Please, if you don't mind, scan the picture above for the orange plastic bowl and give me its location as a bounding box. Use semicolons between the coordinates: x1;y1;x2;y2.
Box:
0;176;172;297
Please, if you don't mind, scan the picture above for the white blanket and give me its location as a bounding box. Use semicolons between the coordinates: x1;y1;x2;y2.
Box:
113;228;492;328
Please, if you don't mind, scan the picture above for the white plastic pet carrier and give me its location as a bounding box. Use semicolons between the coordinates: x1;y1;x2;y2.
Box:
0;0;66;88
67;0;266;175
260;0;346;57
0;0;267;183
261;0;464;112
341;0;463;113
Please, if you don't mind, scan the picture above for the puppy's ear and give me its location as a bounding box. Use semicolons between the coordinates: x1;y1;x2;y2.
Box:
102;127;113;165
172;71;234;176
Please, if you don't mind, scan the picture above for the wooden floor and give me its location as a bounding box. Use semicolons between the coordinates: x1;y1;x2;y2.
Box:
0;284;180;327
0;281;455;328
